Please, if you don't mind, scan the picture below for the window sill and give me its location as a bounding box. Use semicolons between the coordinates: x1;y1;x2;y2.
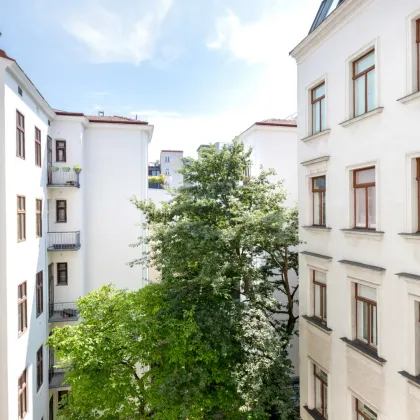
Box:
340;337;386;365
303;406;324;420
56;283;69;286
340;228;384;239
301;129;331;143
399;371;420;388
303;315;332;334
339;107;384;127
399;232;420;240
302;225;332;233
397;91;420;104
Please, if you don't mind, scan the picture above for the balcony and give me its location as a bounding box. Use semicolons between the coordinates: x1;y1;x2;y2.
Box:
49;302;79;323
49;368;69;388
47;169;80;188
47;231;81;251
148;182;164;189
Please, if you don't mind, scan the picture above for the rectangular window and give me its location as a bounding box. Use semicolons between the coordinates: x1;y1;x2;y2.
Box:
355;284;377;349
313;271;327;324
16;110;25;158
56;200;67;223
35;127;41;167
58;390;69;410
56;140;66;162
18;369;27;419
353;49;376;117
36;271;43;317
312;176;326;226
356;398;377;419
18;86;23;96
36;346;43;391
57;263;68;285
18;282;28;336
314;365;328;419
164;156;170;163
36;199;42;238
311;82;326;134
17;196;26;241
353;167;376;229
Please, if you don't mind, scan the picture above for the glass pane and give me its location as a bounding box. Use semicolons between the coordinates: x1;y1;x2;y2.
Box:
355;75;366;116
313;83;325;100
323;287;327;320
370;305;377;347
315;379;322;411
58;209;65;220
314;285;321;318
367;69;376;111
355;188;366;228
313;192;321;225
314;177;326;190
356;168;375;184
357;300;368;343
313;101;321;134
323;383;328;418
368;186;376;228
315;271;326;284
321;98;326;131
322;191;326;225
355;51;375;74
357;284;376;301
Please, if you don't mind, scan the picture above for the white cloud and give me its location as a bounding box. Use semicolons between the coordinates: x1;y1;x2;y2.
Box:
65;0;173;65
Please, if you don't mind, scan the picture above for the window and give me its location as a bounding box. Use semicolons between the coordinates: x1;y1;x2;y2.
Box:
151;169;160;176
16;110;25;158
36;199;42;237
56;200;67;223
313;271;327;324
353;167;376;229
56;140;66;162
314;365;328;419
165;169;170;176
35;127;41;167
18;369;27;419
58;390;69;410
164;156;170;163
36;271;43;317
18;282;28;336
311;82;326;134
36;346;43;391
353;49;376;117
18;86;23;96
17;196;26;241
417;158;420;232
57;263;68;285
355;284;377;349
356;398;377;419
416;19;420;92
312;176;326;226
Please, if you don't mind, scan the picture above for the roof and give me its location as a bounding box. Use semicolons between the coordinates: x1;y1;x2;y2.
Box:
161;149;183;153
309;0;345;34
0;49;15;62
54;110;148;125
255;118;297;128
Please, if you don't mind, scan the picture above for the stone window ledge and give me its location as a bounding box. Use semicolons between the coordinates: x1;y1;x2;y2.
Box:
303;315;332;335
399;371;420;388
301;129;331;143
397;91;420;104
303;406;324;420
340;337;386;365
340;228;384;239
399;232;420;240
302;225;332;233
339;107;384;127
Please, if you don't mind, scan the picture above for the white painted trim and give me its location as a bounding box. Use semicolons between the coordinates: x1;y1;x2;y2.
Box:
339;107;384;127
301;129;331;143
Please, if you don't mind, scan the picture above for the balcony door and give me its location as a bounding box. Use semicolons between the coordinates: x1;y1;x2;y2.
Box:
48;263;54;318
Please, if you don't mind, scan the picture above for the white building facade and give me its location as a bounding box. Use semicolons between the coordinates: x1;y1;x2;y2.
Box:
0;50;152;420
291;0;420;418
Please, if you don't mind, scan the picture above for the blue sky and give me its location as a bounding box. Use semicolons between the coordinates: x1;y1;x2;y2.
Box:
0;0;319;159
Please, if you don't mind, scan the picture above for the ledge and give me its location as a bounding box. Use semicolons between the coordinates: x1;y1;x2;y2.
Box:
303;406;324;420
301;129;331;143
399;371;420;388
339;107;384;127
396;272;420;282
300;156;330;166
399;232;420;240
300;251;332;260
397;91;420;104
340;337;386;365
303;315;332;334
302;225;332;232
338;259;385;272
340;228;384;239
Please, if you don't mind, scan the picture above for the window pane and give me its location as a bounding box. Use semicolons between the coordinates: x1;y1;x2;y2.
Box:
314;284;321;318
368;186;376;228
355;75;366;116
314;192;321;225
355;188;366;228
314;271;326;284
58;209;66;220
355;51;375;74
357;300;368;343
322;191;326;225
321;98;326;131
313;83;325;100
315;378;322;411
323;287;327;320
356;168;375;184
357;284;376;301
367;69;376;111
323;383;328;418
370;305;377;347
314;177;326;190
313;101;321;133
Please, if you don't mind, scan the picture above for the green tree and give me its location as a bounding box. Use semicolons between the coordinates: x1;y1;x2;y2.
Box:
48;140;299;419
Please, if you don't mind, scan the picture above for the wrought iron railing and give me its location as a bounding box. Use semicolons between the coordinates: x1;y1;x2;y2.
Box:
48;302;79;322
47;231;81;251
48;170;80;187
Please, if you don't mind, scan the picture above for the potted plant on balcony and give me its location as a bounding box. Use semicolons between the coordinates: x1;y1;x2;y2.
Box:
48;166;59;172
62;167;71;172
73;165;82;174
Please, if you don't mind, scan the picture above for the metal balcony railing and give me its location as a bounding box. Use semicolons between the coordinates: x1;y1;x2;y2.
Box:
49;302;79;322
49;368;69;388
48;170;80;188
47;231;81;251
148;182;163;189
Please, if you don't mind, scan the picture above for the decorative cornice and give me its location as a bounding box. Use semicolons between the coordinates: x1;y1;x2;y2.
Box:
300;251;332;260
338;259;385;272
396;272;420;282
300;156;330;167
